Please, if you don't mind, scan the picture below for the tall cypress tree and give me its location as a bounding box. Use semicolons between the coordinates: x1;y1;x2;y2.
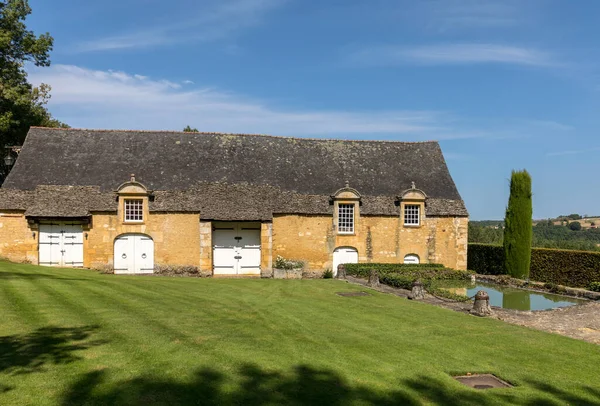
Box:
503;170;533;278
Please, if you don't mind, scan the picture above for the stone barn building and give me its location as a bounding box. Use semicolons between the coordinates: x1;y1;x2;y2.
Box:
0;128;468;276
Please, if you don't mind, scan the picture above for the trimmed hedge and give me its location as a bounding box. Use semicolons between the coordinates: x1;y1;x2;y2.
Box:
379;268;474;290
468;243;600;288
345;263;445;278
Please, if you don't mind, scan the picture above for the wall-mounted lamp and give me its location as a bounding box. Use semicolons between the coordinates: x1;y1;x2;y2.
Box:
32;231;36;239
85;232;89;240
4;145;21;168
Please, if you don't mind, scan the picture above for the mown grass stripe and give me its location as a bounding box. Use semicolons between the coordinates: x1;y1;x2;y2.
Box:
0;276;50;329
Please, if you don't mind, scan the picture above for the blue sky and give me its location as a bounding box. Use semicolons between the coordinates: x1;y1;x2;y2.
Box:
25;0;600;220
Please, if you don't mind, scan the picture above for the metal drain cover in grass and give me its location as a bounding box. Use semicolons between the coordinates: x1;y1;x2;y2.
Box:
336;291;370;297
454;374;513;390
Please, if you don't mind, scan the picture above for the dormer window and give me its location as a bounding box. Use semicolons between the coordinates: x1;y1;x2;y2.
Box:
404;204;420;226
332;182;361;236
124;199;144;222
338;203;355;234
116;174;152;225
399;182;426;228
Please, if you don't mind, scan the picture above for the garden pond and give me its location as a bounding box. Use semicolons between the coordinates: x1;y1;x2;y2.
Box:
437;281;587;311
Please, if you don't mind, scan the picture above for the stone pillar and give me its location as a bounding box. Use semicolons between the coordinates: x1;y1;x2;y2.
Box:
336;264;346;279
199;220;212;276
470;290;493;317
261;222;273;278
408;279;425;300
367;269;380;288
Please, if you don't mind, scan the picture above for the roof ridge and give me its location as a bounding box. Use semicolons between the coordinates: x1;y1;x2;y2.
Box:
29;127;438;144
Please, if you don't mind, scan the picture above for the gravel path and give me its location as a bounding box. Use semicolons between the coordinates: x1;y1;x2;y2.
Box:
346;276;600;345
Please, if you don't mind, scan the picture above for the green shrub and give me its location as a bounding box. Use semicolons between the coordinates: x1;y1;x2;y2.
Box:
468;243;600;288
274;255;305;270
375;268;473;290
322;269;333;279
503;170;533;279
345;263;444;278
589;282;600;292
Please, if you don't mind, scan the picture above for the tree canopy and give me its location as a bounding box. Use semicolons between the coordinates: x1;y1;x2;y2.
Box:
183;125;199;132
0;0;67;167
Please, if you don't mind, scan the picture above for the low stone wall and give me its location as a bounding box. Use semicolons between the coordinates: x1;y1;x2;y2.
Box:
475;274;600;301
273;268;303;279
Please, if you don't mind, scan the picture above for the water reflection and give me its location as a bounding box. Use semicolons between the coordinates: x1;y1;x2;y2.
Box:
440;282;586;311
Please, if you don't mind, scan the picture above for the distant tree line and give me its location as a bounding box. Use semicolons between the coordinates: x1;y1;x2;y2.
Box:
469;221;600;252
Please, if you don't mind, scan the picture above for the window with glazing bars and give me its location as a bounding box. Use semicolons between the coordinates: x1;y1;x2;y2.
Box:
404;204;420;226
338;204;355;233
124;199;143;222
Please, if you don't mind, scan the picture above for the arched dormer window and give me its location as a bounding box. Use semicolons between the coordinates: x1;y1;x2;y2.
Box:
116;174;152;224
398;182;426;228
331;182;361;235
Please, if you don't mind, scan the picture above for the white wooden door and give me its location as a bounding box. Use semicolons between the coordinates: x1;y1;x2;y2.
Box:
238;225;261;275
114;234;154;274
213;223;261;275
135;235;154;273
39;222;84;267
213;225;238;275
332;247;358;277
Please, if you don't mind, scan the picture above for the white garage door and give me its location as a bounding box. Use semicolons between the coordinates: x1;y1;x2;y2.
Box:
39;222;84;267
213;222;261;276
114;234;154;274
332;247;358;277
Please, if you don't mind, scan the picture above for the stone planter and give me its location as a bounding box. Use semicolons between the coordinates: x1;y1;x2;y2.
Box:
273;268;303;279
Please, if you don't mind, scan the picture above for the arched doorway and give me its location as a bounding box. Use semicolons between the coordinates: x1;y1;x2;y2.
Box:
403;254;420;264
332;247;358;277
114;234;154;274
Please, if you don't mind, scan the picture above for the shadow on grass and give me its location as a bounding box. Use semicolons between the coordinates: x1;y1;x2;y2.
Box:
0;325;105;375
60;364;600;406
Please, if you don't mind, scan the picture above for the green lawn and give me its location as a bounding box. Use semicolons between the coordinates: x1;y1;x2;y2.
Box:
0;261;599;405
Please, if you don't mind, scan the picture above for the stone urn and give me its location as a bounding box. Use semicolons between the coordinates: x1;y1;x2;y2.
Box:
336;264;347;279
408;279;425;300
470;290;493;317
367;269;380;288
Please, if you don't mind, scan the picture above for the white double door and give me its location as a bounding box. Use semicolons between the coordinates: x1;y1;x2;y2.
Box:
332;247;358;277
114;234;154;274
213;222;261;275
39;222;84;267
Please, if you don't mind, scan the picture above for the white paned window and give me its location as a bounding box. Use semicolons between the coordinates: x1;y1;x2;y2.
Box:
124;199;144;222
338;204;355;234
404;204;420;226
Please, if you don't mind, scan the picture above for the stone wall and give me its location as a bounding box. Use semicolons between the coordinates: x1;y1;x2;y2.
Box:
260;222;273;275
199;220;212;272
0;212;37;263
272;214;468;271
86;212;201;269
0;209;467;273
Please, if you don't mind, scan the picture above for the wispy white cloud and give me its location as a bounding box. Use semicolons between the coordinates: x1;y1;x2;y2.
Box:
415;0;523;31
29;64;488;139
347;43;556;67
525;119;574;132
74;0;285;52
546;147;600;157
